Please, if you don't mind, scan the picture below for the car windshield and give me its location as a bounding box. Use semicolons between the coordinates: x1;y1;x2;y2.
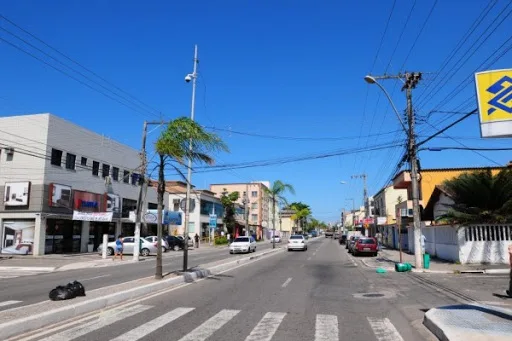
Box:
290;235;303;239
234;237;249;242
359;239;375;244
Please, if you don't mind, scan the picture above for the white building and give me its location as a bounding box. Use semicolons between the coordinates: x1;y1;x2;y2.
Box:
0;113;158;256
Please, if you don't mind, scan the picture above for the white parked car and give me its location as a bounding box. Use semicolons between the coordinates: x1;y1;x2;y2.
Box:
145;236;169;253
270;235;281;243
288;234;307;251
98;236;158;256
177;235;194;247
229;236;257;254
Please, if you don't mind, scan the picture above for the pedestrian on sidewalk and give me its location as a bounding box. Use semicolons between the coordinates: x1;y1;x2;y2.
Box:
507;243;512;297
113;235;123;261
194;233;199;248
375;230;382;251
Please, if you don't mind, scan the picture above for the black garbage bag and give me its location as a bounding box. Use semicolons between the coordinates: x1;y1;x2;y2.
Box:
67;280;86;297
49;285;75;301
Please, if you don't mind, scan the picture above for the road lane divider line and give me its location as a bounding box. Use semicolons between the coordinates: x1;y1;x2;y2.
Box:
307;257;311;260
0;301;22;308
245;312;286;341
315;314;338;341
36;304;152;341
178;309;240;341
111;307;195;341
80;274;111;281
367;317;404;341
281;278;292;288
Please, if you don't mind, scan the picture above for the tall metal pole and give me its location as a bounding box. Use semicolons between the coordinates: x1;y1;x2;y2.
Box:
182;44;198;272
133;121;148;261
272;198;276;249
405;79;423;270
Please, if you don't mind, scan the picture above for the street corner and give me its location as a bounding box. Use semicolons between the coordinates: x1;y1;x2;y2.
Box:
424;303;512;341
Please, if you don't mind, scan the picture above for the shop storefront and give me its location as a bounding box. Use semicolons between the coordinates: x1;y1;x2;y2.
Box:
45;218;82;254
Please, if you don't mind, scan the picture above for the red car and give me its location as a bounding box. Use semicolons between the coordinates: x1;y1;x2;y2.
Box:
353;237;378;257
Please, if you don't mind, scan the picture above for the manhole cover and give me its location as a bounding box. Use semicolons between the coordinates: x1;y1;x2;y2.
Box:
362;293;384;298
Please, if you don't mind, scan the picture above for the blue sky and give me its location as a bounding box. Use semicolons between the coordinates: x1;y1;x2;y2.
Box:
1;1;511;222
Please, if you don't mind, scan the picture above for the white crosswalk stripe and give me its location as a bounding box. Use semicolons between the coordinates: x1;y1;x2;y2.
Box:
111;307;195;341
367;317;405;341
245;312;286;341
178;309;240;341
0;300;22;308
15;304;407;341
38;304;152;341
315;314;339;341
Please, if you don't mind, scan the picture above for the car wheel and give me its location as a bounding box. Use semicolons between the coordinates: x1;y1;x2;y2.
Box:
107;247;114;256
353;250;358;256
141;248;150;257
162;246;167;253
253;247;256;252
173;245;179;251
230;251;233;254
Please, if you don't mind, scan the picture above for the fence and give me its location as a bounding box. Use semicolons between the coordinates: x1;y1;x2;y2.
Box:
406;224;512;264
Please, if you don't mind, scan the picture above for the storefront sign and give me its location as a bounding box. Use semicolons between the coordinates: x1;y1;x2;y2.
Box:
49;183;73;208
105;193;121;214
4;182;31;207
475;69;512;138
73;191;103;212
73;211;113;222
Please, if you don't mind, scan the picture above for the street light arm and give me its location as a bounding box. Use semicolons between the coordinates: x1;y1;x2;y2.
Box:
370;79;408;134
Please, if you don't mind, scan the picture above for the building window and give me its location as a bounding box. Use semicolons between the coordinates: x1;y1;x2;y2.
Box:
112;167;119;181
251;191;257;198
251;214;258;222
123;170;130;184
65;153;76;170
92;161;99;176
131;173;140;186
102;164;110;178
81;157;87;166
51;148;62;166
251;203;257;210
148;203;157;209
173;199;180;211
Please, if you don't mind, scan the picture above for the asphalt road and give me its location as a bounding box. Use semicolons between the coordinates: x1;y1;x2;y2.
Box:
10;236;468;341
0;241;280;310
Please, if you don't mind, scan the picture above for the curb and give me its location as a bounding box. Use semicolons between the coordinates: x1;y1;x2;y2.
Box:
423;303;512;341
0;247;284;340
0;266;56;272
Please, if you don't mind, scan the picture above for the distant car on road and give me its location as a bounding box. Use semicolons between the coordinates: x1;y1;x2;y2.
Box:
347;236;361;253
165;235;185;251
333;232;340;239
339;235;347;245
287;234;308;251
98;236;158;256
270;235;281;243
229;236;257;254
145;236;169;253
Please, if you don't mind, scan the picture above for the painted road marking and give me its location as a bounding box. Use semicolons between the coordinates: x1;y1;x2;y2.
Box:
315;314;338;341
111;307;194;341
281;278;292;288
38;304;152;341
367;317;404;341
81;274;111;281
307;257;312;260
0;300;22;308
178;309;240;341
245;312;286;341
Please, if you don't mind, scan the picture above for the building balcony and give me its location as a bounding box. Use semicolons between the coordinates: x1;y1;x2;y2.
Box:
393;171;411;189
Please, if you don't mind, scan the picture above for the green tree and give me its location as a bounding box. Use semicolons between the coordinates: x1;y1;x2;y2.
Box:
290;202;312;232
439;168;512;224
154;117;228;278
263;181;295;245
220;189;240;236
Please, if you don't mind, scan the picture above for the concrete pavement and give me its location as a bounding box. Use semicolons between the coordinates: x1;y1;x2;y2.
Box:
0;241;281;311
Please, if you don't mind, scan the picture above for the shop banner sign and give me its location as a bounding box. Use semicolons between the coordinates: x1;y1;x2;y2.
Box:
73;211;113;222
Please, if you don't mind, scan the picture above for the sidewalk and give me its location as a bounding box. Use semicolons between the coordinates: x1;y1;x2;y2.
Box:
360;247;510;274
424;303;512;341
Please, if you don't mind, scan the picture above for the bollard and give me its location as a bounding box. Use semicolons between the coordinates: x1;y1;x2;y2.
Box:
102;233;108;259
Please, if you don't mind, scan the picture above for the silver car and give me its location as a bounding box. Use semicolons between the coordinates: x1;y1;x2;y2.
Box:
98;236;158;256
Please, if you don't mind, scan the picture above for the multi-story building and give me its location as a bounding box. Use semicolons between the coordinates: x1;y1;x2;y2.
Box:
0;113;158;256
210;181;270;240
159;181;245;242
372;185;407;225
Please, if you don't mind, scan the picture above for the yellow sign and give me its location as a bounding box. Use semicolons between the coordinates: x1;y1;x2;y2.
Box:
475;69;512;138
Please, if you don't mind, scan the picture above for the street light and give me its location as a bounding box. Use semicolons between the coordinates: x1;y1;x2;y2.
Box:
182;44;199;272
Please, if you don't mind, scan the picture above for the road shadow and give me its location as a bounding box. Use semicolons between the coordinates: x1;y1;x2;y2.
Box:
493;293;512;300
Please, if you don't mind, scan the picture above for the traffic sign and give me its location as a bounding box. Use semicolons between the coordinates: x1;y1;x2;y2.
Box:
209;214;217;228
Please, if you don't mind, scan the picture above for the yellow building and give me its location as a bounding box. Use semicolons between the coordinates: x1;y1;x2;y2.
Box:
392;166;506;220
277;209;296;238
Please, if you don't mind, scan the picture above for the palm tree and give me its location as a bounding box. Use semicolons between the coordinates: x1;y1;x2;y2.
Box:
263;181;295;247
439;168;512;224
290;202;311;233
154;117;228;278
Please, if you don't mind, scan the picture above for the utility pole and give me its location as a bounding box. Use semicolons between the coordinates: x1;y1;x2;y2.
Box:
351;174;367;235
403;72;423;270
182;44;199;272
271;197;276;249
364;71;423;270
133;121;148;262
